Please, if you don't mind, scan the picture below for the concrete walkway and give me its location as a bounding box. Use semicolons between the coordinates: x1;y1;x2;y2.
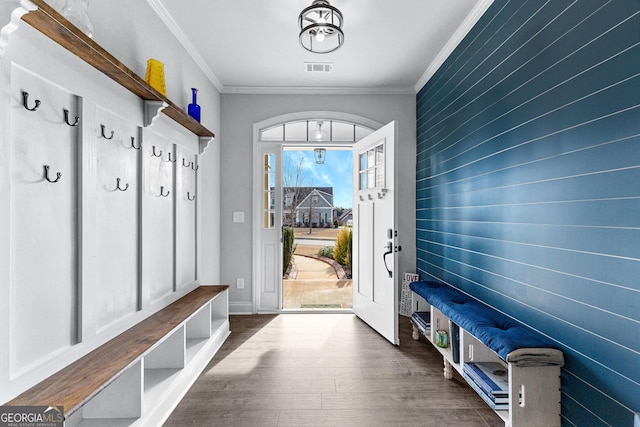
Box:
292;255;337;279
283;255;352;309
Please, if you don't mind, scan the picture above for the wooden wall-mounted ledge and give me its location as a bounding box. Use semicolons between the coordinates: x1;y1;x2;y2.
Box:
18;0;215;150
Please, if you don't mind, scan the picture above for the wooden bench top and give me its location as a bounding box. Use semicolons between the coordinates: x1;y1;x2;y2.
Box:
6;285;228;416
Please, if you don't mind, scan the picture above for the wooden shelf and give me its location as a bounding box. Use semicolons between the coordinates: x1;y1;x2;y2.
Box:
20;0;215;140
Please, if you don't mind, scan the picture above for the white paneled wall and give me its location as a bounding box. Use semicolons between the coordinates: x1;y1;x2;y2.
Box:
94;107;141;332
0;12;208;402
9;63;80;376
176;146;198;288
144;133;178;303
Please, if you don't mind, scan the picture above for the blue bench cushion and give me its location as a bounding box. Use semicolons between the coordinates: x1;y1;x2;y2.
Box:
410;281;562;364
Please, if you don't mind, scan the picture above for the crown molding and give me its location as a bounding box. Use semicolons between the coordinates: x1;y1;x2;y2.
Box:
221;86;416;95
414;0;494;93
146;0;223;91
147;0;491;96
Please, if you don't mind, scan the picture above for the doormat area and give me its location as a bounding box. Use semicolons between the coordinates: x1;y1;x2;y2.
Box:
300;303;343;309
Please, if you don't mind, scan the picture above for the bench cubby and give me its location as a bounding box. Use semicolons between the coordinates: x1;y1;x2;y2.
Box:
143;325;186;415
410;281;563;427
74;360;144;426
185;303;212;363
7;286;229;427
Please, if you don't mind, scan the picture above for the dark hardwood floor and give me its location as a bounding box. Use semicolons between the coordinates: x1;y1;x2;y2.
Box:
164;314;503;426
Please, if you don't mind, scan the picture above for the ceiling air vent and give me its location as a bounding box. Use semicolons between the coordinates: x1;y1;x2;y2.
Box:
305;62;333;73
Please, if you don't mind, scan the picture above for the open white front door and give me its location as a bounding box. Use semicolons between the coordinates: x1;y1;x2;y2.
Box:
352;121;398;345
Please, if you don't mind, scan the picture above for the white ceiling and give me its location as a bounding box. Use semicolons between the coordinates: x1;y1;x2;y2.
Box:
150;0;491;94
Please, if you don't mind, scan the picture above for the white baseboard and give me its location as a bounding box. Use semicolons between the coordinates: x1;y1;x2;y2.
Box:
229;301;254;314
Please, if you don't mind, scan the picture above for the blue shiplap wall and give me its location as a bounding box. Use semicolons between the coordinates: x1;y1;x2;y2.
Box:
415;1;639;425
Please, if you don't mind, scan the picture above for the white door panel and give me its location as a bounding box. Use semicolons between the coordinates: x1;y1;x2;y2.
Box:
352;121;398;345
356;203;373;298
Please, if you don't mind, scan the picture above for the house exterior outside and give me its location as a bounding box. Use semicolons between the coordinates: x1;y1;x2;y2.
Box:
283;187;334;227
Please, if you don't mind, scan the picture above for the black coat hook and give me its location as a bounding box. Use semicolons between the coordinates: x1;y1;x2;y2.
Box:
22;91;41;112
165;152;177;163
43;165;61;183
187;192;196;201
63;109;79;126
130;137;140;150
100;124;114;140
152;146;162;157
182;158;192;168
192;163;199;171
159;186;170;197
115;178;129;191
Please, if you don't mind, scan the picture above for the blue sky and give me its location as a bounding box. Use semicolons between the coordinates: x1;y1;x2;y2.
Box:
283;149;353;208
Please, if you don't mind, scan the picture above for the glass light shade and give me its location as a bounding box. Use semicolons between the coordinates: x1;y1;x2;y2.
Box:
312;121;329;141
314;148;326;164
299;0;344;54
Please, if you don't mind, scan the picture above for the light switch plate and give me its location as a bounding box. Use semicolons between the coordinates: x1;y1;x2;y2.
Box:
233;211;245;223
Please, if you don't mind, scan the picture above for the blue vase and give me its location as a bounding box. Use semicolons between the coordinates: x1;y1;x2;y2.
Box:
187;88;201;122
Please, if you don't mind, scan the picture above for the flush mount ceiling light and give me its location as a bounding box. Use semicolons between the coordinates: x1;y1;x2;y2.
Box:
299;0;344;54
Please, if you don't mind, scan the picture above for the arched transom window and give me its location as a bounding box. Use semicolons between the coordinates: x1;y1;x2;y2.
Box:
260;119;373;142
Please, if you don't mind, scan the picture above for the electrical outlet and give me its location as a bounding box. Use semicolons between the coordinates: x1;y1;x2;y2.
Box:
236;278;244;289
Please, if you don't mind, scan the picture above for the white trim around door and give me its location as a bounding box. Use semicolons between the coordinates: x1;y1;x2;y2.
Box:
252;111;382;313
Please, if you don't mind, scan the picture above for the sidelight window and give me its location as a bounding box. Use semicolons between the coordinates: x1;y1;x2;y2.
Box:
263;153;276;229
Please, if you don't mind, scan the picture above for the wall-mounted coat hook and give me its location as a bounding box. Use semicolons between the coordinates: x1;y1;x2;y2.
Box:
187;192;196;201
182;158;192;168
191;163;199;171
22;91;41;112
152;146;162;157
43;165;61;183
63;108;79;126
159;186;170;197
115;178;129;191
165;152;177;163
100;124;114;140
130;137;140;150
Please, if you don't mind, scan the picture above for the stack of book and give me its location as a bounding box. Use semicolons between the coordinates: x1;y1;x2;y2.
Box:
411;311;430;336
463;362;509;410
449;321;460;363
